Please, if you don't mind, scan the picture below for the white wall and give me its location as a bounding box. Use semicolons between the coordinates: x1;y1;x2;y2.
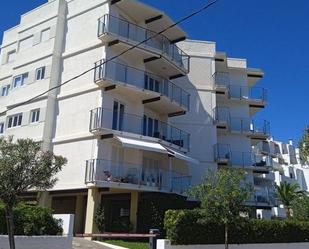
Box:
157;240;309;249
0;236;72;249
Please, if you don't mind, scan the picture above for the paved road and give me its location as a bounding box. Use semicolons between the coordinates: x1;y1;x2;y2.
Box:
73;238;112;249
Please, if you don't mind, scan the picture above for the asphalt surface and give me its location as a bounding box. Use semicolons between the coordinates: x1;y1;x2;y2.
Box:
73;238;112;249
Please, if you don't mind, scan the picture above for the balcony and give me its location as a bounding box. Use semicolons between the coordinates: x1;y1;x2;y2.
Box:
214;144;273;172
253;187;277;207
213;72;267;113
214;108;270;140
98;14;190;76
254;141;282;158
85;159;191;195
90;107;190;151
94;60;190;114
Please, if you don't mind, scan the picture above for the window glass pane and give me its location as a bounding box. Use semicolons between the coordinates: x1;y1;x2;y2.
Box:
22;73;29;85
7;50;16;63
36;67;45;80
8;117;12;128
41;29;50;42
0;123;4;134
30;109;40;123
148;118;153;136
18;115;22;126
14;76;22;88
112;101;119;130
143;115;147;136
13;116;18;127
19;36;33;51
119;104;124;131
1;85;10;96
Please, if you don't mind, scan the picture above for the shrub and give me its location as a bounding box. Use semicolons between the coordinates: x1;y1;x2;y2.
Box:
164;209;309;245
137;193;199;234
0;203;63;236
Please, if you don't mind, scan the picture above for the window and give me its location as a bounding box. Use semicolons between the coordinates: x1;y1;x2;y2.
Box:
13;73;29;88
30;109;40;123
1;85;10;96
7;114;23;128
0;123;4;134
144;74;160;93
40;28;50;42
112;101;125;131
19;36;33;51
7;50;16;63
282;144;288;154
143;115;160;138
35;67;45;80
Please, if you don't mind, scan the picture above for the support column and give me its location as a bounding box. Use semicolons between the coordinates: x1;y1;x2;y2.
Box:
74;195;85;234
84;188;101;236
130;191;139;232
168;156;173;191
37;191;52;208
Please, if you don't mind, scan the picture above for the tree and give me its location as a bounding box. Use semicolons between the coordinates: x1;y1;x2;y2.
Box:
291;194;309;220
0;137;67;249
189;169;253;249
275;182;303;218
299;126;309;164
95;205;105;232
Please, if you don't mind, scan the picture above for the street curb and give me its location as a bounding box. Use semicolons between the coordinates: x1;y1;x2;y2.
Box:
94;240;129;249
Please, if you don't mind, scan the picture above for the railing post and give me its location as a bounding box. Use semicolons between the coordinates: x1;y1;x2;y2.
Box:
149;229;160;249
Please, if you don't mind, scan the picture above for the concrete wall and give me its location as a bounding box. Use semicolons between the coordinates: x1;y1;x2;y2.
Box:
0;236;72;249
157;240;309;249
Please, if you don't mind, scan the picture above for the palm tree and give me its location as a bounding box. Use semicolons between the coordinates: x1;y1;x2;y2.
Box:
276;182;303;218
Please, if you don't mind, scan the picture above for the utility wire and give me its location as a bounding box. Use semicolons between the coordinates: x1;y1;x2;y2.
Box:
0;0;219;116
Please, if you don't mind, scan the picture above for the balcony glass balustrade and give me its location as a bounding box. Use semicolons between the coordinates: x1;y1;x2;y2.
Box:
98;14;190;73
90;107;190;150
214;144;273;169
213;72;267;103
94;60;190;110
85;159;191;194
214;108;270;136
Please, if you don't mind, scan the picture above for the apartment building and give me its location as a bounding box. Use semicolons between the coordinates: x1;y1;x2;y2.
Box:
172;40;274;219
0;0;276;234
0;0;197;234
254;139;309;218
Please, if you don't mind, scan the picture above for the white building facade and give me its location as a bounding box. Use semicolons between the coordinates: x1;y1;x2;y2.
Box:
254;139;309;218
0;0;196;234
173;40;274;219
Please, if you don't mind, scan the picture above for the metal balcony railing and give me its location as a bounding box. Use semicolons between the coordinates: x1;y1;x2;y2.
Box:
213;72;267;102
253;187;277;206
214;108;270;136
94;59;190;109
90;107;190;150
214;144;273;169
85;159;192;194
98;14;190;72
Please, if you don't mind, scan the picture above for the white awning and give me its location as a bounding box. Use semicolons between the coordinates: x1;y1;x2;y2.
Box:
115;136;199;164
115;136;169;154
166;148;199;165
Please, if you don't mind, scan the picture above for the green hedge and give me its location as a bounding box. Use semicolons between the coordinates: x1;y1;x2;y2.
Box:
0;203;63;236
164;209;309;245
136;193;199;234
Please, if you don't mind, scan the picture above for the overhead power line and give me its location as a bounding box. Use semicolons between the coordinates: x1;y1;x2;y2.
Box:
0;0;219;116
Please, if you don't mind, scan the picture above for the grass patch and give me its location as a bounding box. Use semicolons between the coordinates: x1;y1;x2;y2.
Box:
104;240;149;249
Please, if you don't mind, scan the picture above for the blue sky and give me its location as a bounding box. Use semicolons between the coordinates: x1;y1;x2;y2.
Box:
1;0;308;144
